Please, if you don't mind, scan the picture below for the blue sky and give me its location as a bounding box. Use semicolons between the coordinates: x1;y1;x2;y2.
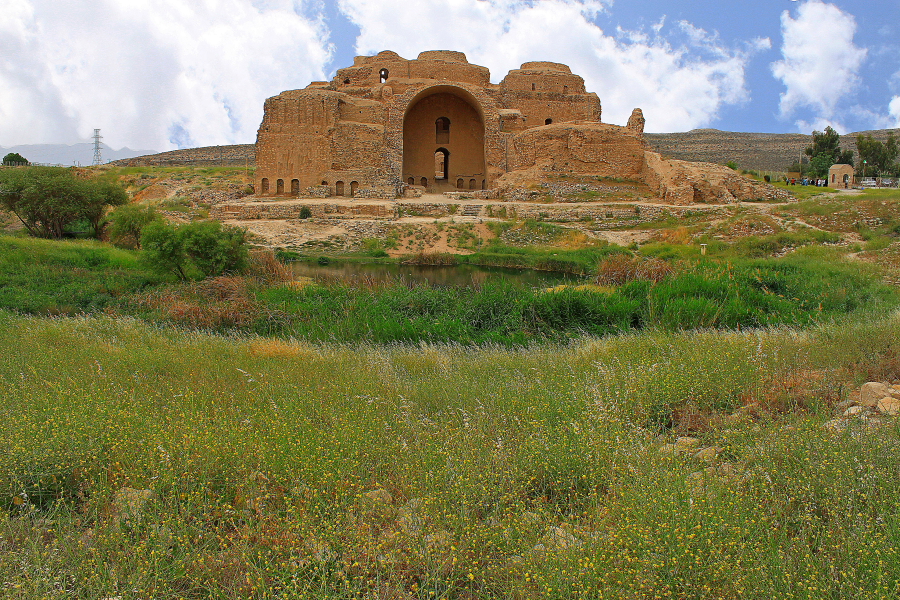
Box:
1;0;898;151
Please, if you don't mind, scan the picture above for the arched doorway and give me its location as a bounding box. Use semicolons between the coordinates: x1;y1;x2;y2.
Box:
434;148;449;180
403;89;486;192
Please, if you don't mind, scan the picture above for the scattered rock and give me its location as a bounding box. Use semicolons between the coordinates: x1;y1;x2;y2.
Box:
364;488;393;504
826;382;898;433
876;396;900;416
111;488;155;523
520;511;543;525
693;447;719;462
860;382;893;407
304;538;335;562
824;415;884;435
836;398;858;411
686;471;707;496
843;405;865;417
397;499;423;534
723;412;751;426
529;542;548;559
823;418;849;434
660;437;707;457
674;437;702;452
658;443;676;456
714;463;740;482
541;526;582;551
686;463;742;499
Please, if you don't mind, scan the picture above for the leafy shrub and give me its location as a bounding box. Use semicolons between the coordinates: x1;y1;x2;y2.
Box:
2;152;28;166
141;220;248;280
107;204;162;249
299;205;312;219
0;167;127;238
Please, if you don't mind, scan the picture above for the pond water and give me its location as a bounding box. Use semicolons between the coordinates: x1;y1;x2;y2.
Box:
289;261;583;288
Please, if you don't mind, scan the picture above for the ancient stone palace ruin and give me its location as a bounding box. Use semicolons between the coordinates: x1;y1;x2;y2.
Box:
255;50;782;204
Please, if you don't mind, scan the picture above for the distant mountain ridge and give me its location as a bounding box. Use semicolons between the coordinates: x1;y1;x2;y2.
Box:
645;128;900;172
1;143;157;166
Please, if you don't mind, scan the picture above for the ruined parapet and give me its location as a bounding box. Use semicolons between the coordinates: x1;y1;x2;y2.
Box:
627;109;645;135
509;123;644;177
417;50;469;62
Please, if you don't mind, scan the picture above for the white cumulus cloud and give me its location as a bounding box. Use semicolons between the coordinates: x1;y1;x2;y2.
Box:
890;96;900;127
0;0;332;151
771;1;867;130
338;0;760;132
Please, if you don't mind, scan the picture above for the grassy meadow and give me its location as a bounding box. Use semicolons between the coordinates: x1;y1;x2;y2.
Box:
2;311;900;598
2;185;900;598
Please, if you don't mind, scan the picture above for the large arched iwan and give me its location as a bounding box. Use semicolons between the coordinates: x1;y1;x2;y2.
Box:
402;89;486;192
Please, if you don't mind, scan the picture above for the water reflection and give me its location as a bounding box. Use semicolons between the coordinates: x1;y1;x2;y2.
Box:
289;261;581;288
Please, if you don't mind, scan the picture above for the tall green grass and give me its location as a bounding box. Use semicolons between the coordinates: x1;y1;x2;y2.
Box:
2;235;896;345
458;244;628;275
0;236;161;314
1;312;899;598
248;253;896;344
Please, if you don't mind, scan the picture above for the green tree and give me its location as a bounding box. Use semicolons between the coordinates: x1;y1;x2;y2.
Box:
856;133;899;177
181;220;249;278
804;126;854;178
2;152;28;166
140;220;248;280
0;167;127;239
140;221;189;280
107;203;162;249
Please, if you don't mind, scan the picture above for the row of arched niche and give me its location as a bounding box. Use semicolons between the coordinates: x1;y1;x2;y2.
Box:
407;176;486;190
260;178;360;197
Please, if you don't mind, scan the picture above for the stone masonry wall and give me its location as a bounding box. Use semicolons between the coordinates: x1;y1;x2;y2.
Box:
212;200;726;227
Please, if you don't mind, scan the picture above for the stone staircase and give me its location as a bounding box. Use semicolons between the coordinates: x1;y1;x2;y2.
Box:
459;204;482;217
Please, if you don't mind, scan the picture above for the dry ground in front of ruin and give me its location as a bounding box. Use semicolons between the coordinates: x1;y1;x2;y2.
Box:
0;163;882;260
211;190;868;255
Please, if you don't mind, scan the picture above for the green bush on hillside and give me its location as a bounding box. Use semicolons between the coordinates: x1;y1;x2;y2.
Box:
141;220;249;280
1;152;28;166
106;204;163;249
0;167;127;239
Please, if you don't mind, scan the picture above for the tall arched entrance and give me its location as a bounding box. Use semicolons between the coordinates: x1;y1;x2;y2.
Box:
402;88;485;192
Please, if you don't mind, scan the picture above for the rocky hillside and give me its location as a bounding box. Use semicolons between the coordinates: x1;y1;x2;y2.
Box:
646;128;900;172
109;128;899;172
109;144;255;167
